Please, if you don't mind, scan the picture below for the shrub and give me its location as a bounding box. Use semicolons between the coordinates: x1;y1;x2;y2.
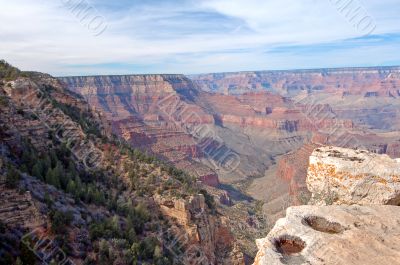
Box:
50;210;73;233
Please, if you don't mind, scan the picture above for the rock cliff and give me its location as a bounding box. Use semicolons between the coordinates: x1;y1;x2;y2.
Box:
254;146;400;265
307;146;400;205
192;67;400;97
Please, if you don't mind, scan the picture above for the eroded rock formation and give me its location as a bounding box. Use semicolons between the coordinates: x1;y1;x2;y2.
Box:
254;205;400;265
254;146;400;265
307;146;400;205
154;194;245;264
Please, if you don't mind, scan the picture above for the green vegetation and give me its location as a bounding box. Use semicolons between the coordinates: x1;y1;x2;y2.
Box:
200;189;216;211
5;165;21;189
51;100;102;137
0;95;8;106
50;210;73;234
0;60;20;81
0;74;217;265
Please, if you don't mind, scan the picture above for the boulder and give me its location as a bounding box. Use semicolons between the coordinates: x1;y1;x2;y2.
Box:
307;146;400;205
254;205;400;265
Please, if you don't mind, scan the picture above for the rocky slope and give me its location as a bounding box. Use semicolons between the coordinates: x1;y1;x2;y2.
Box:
254;146;400;265
0;61;244;265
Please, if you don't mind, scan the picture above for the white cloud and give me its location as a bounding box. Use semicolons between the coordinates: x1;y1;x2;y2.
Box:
0;0;399;75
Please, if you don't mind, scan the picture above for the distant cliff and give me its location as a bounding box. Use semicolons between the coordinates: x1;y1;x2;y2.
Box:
191;66;400;97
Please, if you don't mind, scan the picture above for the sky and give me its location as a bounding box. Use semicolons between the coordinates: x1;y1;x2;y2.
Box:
0;0;399;76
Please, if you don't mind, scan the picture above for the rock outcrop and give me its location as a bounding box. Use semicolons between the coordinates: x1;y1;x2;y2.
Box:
307;146;400;205
254;146;400;265
254;205;400;265
154;194;245;265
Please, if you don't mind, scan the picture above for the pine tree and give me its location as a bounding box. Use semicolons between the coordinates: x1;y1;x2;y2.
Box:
44;192;53;207
15;257;23;265
111;215;120;236
126;228;137;244
66;179;76;195
45;168;61;189
43;155;51;173
67;160;77;177
153;245;162;260
21;149;33;169
74;176;83;200
6;166;20;189
54;161;67;189
49;150;58;168
32;162;43;181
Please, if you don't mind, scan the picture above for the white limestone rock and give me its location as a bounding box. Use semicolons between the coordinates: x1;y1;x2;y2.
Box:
253;205;400;265
307;146;400;205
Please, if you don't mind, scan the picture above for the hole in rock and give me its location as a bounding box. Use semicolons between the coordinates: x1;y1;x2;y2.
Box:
302;216;344;234
274;235;306;255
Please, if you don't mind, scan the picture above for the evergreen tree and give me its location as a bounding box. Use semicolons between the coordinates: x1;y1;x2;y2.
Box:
45;168;61;189
49;150;58;168
126;228;137;244
110;215;120;236
72;175;83;200
66;179;76;195
15;257;23;265
6;166;20;189
21;149;33;169
54;161;67;189
44;192;53;207
20;241;36;265
50;210;73;233
67;160;77;177
153;245;163;260
43;155;51;173
32;161;43;181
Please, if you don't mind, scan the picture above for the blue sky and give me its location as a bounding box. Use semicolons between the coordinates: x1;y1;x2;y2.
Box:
0;0;399;76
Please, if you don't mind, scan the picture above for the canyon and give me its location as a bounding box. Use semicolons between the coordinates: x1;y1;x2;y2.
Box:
1;61;400;264
57;66;400;262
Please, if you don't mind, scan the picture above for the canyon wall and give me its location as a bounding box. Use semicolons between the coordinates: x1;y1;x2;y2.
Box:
59;75;220;186
192;67;400;97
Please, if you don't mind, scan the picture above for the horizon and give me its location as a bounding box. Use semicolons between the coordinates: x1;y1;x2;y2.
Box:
10;60;400;78
1;0;400;76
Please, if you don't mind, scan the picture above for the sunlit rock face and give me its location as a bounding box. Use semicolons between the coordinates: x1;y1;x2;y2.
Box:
254;146;400;265
307;146;400;206
253;205;400;265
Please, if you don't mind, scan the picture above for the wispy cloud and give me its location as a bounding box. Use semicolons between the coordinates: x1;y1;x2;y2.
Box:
0;0;399;75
